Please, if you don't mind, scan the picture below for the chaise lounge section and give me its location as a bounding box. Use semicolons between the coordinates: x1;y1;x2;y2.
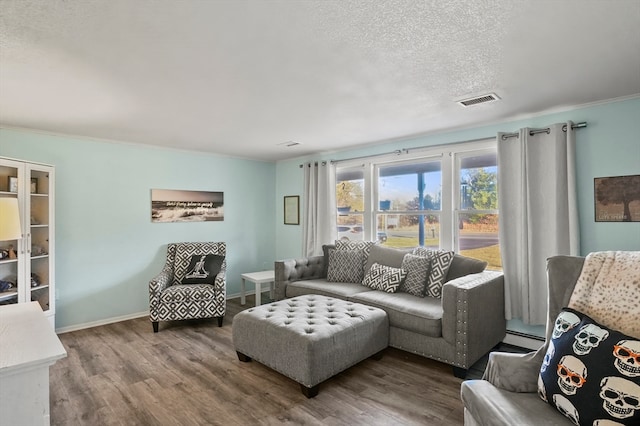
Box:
275;244;506;377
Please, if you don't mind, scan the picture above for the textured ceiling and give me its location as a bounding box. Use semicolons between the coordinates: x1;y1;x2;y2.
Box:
1;0;639;161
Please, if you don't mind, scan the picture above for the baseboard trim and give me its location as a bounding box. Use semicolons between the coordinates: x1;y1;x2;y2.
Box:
56;310;150;334
503;331;544;351
55;294;247;334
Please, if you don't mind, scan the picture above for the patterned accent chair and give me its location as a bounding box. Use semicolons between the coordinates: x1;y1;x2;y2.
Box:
149;242;226;332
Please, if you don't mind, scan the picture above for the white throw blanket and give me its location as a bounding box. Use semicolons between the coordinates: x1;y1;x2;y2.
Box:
568;251;640;339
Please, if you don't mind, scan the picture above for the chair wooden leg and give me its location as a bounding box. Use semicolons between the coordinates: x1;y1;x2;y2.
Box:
217;316;224;327
152;321;159;333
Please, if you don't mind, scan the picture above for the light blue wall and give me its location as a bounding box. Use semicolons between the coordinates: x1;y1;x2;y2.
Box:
275;97;640;260
0;129;276;331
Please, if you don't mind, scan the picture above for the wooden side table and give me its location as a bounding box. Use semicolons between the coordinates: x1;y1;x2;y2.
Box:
240;270;275;306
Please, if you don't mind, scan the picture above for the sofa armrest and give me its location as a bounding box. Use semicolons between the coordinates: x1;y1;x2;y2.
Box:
482;348;545;393
274;255;325;300
442;271;506;368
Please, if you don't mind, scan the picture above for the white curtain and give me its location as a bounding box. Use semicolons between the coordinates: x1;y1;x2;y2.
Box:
498;122;580;325
302;161;337;257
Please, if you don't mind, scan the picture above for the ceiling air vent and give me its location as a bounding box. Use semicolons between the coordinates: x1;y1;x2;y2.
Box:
457;93;500;107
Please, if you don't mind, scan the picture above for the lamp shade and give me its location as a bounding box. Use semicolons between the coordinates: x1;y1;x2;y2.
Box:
0;198;22;241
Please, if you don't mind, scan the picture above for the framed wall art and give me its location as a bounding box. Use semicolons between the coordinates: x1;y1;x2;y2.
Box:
151;189;224;223
594;174;640;222
284;195;300;225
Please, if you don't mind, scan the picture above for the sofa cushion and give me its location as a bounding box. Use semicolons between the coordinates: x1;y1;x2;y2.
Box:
446;254;488;282
286;279;372;299
160;283;217;302
412;247;454;298
538;307;640;426
400;254;431;297
364;244;412;273
362;262;406;293
327;249;364;283
350;291;442;337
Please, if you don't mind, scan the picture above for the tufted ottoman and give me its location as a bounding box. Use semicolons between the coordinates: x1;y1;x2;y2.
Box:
232;294;389;397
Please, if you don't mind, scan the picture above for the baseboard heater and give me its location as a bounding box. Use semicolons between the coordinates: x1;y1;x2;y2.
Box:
503;330;545;351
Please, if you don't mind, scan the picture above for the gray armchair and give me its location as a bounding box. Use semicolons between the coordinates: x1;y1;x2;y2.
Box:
149;242;226;332
461;255;586;425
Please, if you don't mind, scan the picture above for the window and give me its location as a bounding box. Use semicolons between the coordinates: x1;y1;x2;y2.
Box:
456;151;500;270
376;159;442;249
335;139;500;269
336;167;365;242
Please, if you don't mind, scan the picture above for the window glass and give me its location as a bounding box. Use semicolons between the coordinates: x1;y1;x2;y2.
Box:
377;214;440;248
378;161;441;212
336;168;364;241
377;160;441;247
457;153;500;270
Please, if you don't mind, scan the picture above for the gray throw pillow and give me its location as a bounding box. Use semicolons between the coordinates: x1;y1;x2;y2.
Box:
412;247;454;298
327;249;365;283
362;262;406;293
400;254;431;297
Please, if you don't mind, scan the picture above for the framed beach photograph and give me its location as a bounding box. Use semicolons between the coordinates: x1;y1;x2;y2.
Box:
151;189;224;223
594;174;640;222
284;195;299;225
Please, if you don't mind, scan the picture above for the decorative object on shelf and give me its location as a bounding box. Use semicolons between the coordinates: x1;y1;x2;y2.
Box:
284;195;300;225
594;174;640;222
30;273;41;288
150;188;224;223
8;245;17;259
31;245;46;256
0;279;14;292
30;216;40;225
0;249;8;259
8;176;18;193
30;177;38;193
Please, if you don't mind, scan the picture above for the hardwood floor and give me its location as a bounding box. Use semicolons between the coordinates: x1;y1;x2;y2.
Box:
51;296;470;425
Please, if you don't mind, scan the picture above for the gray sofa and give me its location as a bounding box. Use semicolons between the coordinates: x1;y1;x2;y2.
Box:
275;244;506;377
461;255;586;425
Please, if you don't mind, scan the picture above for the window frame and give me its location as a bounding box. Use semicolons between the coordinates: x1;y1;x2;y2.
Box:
335;138;497;253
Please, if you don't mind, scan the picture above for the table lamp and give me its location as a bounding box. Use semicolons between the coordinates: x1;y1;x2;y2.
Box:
0;198;22;247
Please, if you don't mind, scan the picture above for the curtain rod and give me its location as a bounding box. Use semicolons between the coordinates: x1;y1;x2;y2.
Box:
299;151;402;167
299;121;587;167
500;122;587;140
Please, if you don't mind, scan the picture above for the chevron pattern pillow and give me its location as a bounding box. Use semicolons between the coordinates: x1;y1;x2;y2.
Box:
412;247;454;298
362;262;406;293
327;249;365;283
335;240;376;274
399;253;431;297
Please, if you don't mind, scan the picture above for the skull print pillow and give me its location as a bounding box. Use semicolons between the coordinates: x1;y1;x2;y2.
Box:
538;307;640;426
